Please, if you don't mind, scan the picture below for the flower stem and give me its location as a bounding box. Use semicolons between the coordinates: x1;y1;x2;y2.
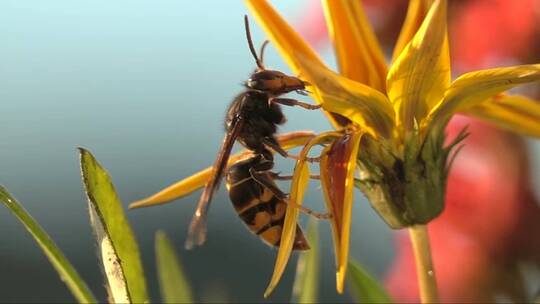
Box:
409;224;439;303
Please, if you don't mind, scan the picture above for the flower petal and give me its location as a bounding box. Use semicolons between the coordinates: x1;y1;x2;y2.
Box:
296;55;395;139
129;131;316;209
392;0;434;61
265;159;309;299
245;0;347;128
463;94;540;138
387;0;450;133
429;64;540;124
265;131;341;298
320;131;363;294
322;0;387;91
320;143;339;244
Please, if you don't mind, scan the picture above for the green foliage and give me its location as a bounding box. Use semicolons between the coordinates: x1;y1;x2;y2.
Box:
1;148;393;304
79;148;149;303
347;259;393;303
291;219;319;303
356;124;455;228
0;185;97;303
155;230;194;303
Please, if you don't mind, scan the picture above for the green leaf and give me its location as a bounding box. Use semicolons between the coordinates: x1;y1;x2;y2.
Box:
347;259;392;303
291;219;319;303
0;185;97;303
79;148;149;303
155;230;194;303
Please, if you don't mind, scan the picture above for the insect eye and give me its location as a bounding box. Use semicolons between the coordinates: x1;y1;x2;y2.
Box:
255;70;282;80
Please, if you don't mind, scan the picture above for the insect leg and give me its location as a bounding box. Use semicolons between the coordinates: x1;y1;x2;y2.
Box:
263;137;321;163
249;167;288;200
267;172;320;180
294;205;332;220
270;97;321;110
249;169;332;220
295;89;311;96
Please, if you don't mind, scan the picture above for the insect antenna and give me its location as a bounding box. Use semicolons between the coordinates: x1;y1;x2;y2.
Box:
244;15;264;70
259;40;269;67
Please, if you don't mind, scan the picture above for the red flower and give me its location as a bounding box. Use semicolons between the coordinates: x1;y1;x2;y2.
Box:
451;0;540;71
386;116;540;302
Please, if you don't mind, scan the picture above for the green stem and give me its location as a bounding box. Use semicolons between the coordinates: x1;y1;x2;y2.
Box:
409;225;439;303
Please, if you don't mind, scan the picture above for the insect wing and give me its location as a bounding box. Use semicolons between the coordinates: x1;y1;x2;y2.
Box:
185;115;245;249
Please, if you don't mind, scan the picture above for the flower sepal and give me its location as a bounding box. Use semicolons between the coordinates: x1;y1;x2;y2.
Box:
356;123;465;228
356;135;408;228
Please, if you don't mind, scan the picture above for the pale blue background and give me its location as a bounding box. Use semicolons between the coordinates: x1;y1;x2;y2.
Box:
0;1;395;302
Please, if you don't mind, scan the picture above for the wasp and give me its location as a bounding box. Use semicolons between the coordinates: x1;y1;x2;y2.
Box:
225;146;332;250
225;149;309;250
184;16;325;250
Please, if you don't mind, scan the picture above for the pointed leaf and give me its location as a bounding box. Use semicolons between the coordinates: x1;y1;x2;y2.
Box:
348;259;393;303
464;94;540;137
89;205;130;303
291;219;319;303
155;230;193;303
264;131;341;298
79;148;149;303
0;186;97;303
387;0;450;132
322;0;386;91
430;64;540;123
129;131;316;209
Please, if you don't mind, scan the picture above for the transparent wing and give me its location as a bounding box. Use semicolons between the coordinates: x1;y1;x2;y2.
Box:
184;115;245;249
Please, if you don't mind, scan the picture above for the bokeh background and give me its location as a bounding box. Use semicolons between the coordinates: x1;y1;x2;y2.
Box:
1;0;540;303
0;1;392;302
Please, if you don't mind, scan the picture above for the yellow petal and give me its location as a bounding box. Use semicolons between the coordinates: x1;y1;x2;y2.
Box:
463;94;540;137
319;131;363;294
296;55;395;139
129;131;316;209
429;64;540;124
278;130;318;151
319;143;338;259
245;0;347;129
387;0;450;133
265;158;309;299
265;131;341;298
322;0;387;91
392;0;434;61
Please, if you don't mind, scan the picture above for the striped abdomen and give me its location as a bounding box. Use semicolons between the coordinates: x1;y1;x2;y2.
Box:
225;158;309;250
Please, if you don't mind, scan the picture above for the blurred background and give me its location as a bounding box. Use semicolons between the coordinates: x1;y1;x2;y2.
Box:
1;0;539;303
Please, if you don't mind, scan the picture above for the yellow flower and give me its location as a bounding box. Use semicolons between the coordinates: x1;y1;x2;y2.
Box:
245;0;540;296
247;0;540;138
132;0;540;298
